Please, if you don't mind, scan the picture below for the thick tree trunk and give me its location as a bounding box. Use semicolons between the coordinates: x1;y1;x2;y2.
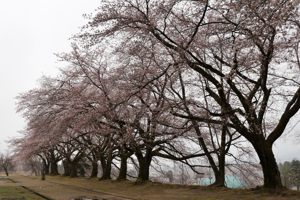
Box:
136;154;152;182
117;155;128;181
252;139;283;189
69;163;78;178
90;161;98;178
212;171;225;187
50;161;59;176
41;158;49;176
63;160;71;176
137;159;151;182
211;126;227;187
211;157;225;187
45;163;50;175
100;154;112;180
101;164;111;180
41;162;46;181
99;156;106;178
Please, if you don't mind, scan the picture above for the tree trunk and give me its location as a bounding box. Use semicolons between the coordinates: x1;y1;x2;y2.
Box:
252;138;283;189
50;161;59;176
4;168;9;176
100;154;112;180
117;155;128;181
211;156;225;187
197;135;224;187
192;122;225;187
212;170;225;187
90;161;98;178
99;156;106;178
32;167;38;176
211;126;227;187
63;160;71;176
136;153;152;182
44;163;50;175
69;162;78;178
41;162;46;181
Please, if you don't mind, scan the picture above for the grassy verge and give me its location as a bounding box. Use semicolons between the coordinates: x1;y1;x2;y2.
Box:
0;185;45;199
10;174;300;200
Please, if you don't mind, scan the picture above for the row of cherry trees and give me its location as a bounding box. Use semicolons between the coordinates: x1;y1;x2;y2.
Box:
13;0;299;189
14;45;248;184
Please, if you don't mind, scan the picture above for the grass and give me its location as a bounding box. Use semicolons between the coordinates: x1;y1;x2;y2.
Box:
9;174;300;200
0;177;44;200
47;176;300;200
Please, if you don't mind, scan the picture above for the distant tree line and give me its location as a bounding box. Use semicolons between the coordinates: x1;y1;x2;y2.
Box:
279;160;300;191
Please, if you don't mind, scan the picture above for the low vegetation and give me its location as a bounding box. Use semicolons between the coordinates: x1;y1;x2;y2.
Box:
0;177;44;200
7;174;300;200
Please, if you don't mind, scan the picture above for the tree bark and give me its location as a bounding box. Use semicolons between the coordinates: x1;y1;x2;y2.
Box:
212;170;225;187
4;168;9;176
211;125;227;187
117;155;128;181
50;161;59;176
196;130;225;187
90;161;98;178
136;151;152;182
69;162;78;178
100;154;112;180
41;162;46;181
45;162;50;175
211;155;225;187
62;159;71;176
252;138;283;189
137;158;151;182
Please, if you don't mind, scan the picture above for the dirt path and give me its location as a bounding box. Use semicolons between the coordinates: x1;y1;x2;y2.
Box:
9;175;134;200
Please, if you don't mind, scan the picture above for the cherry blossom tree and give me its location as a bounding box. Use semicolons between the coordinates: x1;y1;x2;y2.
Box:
14;0;299;188
59;45;199;182
0;153;13;176
81;0;300;189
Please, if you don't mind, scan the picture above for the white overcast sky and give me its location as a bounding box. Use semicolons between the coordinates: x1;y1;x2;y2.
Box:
0;0;99;149
0;0;299;162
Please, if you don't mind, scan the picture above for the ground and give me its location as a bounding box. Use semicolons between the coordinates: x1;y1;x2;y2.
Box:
0;174;300;200
0;176;44;199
